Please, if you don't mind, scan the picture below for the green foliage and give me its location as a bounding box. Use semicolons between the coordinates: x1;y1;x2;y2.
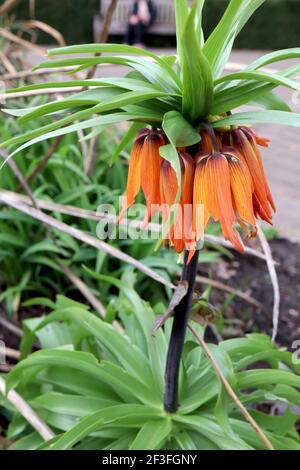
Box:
4;287;300;450
180;3;213;121
4;0;300;162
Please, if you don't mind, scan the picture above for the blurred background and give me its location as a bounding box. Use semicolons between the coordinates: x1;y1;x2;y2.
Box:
7;0;300;48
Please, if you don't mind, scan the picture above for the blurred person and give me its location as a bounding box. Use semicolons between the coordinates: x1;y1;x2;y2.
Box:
124;0;157;47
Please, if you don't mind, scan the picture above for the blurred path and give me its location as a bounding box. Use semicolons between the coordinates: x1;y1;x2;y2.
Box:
25;48;300;241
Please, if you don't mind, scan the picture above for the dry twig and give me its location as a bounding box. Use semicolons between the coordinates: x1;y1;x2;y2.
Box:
0;0;19;15
196;275;264;310
25;136;64;186
24;20;65;47
0;314;23;338
0;191;174;289
0;66;79;81
3;347;20;360
0;190;266;261
59;263;123;333
84;133;99;178
0;149;36;205
0;51;16;75
204;234;266;261
257;226;280;341
0;28;45;56
0;376;55;441
85;0;119;81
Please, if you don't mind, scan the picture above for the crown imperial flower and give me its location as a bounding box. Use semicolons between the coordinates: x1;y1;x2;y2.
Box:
119;125;275;260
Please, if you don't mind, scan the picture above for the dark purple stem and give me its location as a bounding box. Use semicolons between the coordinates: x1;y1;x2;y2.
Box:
164;249;199;413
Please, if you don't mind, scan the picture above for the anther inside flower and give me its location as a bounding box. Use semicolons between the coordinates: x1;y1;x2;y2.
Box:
119;126;275;261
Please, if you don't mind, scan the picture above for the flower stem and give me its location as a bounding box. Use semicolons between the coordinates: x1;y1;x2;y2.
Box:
164;249;200;413
200;121;219;153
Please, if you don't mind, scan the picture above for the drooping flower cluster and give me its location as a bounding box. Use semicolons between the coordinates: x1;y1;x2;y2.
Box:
119;125;275;261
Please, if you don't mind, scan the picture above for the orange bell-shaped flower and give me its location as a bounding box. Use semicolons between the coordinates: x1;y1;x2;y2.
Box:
229;127;275;224
118;128;150;222
119;129;164;223
193;150;244;252
160;152;196;256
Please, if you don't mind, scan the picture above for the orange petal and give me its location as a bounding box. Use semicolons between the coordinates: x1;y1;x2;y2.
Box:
186;248;197;264
256;136;270;148
118;130;149;222
240;127;275;211
160;159;178;222
180;152;195;248
206;153;244;252
249;133;276;212
241;126;270;148
199;130;222;153
160;159;185;253
193;156;210;241
226;149;257;235
141;132;164;224
232;129;273;221
160;154;196;255
253;194;273;225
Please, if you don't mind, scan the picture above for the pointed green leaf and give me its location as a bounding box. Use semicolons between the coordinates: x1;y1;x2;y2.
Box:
215;70;300;93
253;91;291;112
0;113;161;161
47;405;160;450
19;90;173;125
129;419;172;450
6;349;103;392
247;48;300;71
37;307;155;391
109;122;145;165
213;110;300;128
204;0;266;77
47;43;180;86
181;5;213;121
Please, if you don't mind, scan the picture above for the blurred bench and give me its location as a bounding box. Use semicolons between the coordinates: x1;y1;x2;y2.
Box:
94;0;179;40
